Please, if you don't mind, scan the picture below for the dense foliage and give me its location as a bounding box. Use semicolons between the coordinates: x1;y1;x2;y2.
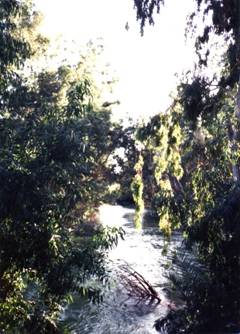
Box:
0;1;125;332
133;0;240;331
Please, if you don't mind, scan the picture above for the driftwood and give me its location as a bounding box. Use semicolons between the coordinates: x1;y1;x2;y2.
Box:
118;264;161;304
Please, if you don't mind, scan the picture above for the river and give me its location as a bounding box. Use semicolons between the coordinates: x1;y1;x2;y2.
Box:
62;204;182;334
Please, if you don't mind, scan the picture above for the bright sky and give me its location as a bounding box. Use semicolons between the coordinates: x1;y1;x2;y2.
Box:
34;0;196;122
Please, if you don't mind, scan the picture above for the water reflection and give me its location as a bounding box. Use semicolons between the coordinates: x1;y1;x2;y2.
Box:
62;204;182;334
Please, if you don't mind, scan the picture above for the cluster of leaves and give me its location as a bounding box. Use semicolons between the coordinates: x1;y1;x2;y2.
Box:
133;0;164;35
156;243;240;334
136;84;240;331
137;109;184;235
131;152;144;228
105;123;138;206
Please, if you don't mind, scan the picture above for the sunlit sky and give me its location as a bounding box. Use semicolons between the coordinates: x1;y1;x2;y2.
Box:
34;0;196;122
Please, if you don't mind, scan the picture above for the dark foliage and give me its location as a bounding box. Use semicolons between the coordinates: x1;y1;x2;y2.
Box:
133;0;164;34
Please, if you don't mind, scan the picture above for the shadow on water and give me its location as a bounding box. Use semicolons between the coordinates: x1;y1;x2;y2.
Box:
61;204;183;334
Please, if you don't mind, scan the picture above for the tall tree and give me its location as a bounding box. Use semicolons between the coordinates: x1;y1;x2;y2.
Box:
133;1;240;331
0;1;123;332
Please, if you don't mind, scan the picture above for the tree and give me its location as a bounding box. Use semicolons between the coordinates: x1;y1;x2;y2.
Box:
132;1;240;331
0;1;124;332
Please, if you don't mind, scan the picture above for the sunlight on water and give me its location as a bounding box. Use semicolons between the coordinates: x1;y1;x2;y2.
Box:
63;204;182;334
99;204;134;228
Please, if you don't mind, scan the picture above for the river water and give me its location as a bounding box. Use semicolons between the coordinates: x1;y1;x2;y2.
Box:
62;204;182;334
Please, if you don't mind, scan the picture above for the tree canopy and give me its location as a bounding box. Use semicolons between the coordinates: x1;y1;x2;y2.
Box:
0;1;125;332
